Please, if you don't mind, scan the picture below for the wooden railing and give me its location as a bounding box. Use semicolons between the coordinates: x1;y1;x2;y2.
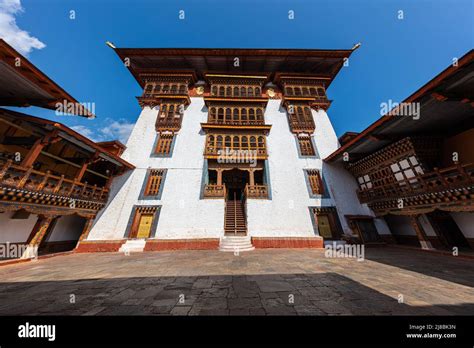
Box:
0;160;109;203
155;117;182;130
204;146;267;158
288;118;315;133
204;184;226;198
245;184;269;199
357;162;474;205
143;89;189;98
206;119;266;126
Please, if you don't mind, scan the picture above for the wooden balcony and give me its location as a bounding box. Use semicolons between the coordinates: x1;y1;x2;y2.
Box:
155;117;182;131
245;184;269;199
0;160;109;211
203;184;226;198
357;162;474;213
204;146;268;159
206;119;266;126
288;118;316;134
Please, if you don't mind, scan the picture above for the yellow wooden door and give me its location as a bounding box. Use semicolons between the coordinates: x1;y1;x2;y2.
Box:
136;214;153;239
317;215;333;239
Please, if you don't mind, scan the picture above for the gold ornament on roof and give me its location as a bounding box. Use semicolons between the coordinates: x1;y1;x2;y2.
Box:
267;88;276;97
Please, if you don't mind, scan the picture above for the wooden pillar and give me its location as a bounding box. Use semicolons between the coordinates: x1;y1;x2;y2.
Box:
22;215;56;258
75;161;89;182
410;214;434;250
249;168;255;186
20;138;46;168
20;130;59;168
217;169;223;186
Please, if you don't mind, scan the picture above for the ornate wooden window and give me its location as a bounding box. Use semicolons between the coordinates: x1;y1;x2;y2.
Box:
307;169;324;195
284;84;326;99
207;106;265;125
144;82;188;96
205;133;267;156
209;84;262;98
155;133;174;155
298;136;315;156
144;169;164;196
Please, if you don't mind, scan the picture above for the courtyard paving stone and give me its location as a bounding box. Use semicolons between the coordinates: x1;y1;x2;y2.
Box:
0;247;473;315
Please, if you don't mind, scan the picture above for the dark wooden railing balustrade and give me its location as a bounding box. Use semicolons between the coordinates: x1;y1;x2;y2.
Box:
206;119;266;126
204;146;267;158
0;160;109;203
155;117;182;131
204;184;226;198
357;162;474;207
288;118;315;133
245;184;269;199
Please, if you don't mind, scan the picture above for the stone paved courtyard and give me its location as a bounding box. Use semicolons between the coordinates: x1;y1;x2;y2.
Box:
0;247;473;315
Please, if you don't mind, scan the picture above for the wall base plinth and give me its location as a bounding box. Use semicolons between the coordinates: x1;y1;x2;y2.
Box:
251;236;323;248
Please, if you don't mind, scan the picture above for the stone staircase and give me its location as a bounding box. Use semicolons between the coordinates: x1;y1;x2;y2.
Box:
119;239;146;253
219;235;254;252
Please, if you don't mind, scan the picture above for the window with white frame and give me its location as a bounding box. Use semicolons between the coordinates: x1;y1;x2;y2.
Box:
390;156;424;185
357;175;372;190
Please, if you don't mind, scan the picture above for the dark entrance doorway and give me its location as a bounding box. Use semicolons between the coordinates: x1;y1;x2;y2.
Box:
222;168;249;201
222;168;249;235
427;211;471;250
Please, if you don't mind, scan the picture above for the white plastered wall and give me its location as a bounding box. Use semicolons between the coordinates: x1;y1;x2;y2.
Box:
89;97;390;240
450;212;474;238
46;214;86;242
0;212;37;243
88;100;224;240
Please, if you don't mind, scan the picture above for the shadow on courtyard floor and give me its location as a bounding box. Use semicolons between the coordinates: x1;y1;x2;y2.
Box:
363;247;474;288
0;272;472;316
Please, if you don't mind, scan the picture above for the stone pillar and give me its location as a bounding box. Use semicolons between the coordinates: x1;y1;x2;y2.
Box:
21;215;55;259
410;215;434;250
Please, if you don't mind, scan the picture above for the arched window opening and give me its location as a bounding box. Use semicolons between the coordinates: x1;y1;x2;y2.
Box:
233;108;239;121
233;136;240;149
250;136;257;149
217;108;224;121
225;136;231;148
242;136;249;148
241;108;247;121
249;108;255;121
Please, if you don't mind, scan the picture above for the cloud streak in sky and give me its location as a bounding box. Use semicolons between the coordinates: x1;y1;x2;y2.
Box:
0;0;46;55
71;119;134;144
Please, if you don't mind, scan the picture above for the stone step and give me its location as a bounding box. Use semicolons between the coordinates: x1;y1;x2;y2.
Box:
219;236;254;252
118;239;146;253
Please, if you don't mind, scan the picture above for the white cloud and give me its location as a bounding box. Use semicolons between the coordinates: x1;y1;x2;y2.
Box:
71;119;134;144
99;121;134;144
70;125;98;141
0;0;46;55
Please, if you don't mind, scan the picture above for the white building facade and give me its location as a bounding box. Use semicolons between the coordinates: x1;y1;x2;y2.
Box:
82;47;388;252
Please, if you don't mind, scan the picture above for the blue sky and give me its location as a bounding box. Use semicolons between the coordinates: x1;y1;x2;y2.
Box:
1;0;473;143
